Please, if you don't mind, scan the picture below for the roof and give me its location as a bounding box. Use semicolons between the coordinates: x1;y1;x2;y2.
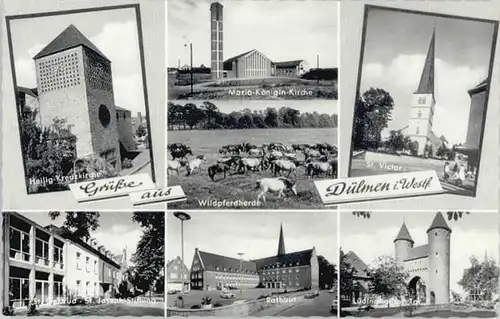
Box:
415;29;435;95
46;225;121;269
405;244;429;261
252;249;314;269
344;251;370;279
198;250;258;273
427;212;452;233
277;224;286;256
274;60;304;68
468;78;488;95
394;223;414;244
224;49;256;65
17;86;38;98
115;105;131;113
34;24;109;61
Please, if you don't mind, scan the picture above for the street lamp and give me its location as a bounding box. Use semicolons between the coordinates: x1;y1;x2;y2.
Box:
174;211;191;298
184;42;194;95
238;253;244;294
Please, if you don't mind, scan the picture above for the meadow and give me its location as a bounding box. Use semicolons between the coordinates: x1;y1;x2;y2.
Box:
166;128;338;209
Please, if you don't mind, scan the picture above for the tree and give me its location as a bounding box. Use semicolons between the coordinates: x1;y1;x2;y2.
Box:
130;212;165;294
366;255;409;304
387;130;405;152
318;255;337;289
353;88;394;150
264;107;279;128
48;211;100;240
339;248;357;300
136;125;147;138
458;255;498;301
183;103;205;129
200;101;219;126
424;144;433;157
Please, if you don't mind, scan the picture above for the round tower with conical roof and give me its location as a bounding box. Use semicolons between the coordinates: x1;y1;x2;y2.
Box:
394;222;414;268
427;212;451;305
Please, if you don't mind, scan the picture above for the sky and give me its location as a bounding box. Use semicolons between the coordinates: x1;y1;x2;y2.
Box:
19;211;147;265
170;99;338;115
167;210;338;268
360;8;495;145
340;211;498;296
9;7;146;114
167;0;338;68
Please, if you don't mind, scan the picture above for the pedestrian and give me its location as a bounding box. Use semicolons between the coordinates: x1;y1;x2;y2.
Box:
443;162;451;181
458;164;466;186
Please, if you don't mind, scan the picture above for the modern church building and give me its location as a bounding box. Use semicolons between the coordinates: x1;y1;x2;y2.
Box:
1;212;130;309
25;24;138;171
188;224;319;291
209;2;310;80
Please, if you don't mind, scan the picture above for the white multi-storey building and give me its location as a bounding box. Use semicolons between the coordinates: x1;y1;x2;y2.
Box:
1;212;127;308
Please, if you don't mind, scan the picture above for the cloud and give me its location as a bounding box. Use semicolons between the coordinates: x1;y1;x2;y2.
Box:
362;54;487;144
342;223;498;295
113;74;145;113
93;227;142;264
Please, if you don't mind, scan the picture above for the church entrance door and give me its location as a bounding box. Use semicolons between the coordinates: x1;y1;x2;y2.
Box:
430;291;436;305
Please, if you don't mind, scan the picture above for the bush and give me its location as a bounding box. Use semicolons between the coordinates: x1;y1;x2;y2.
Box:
213;302;223;308
257;294;270;300
191;304;201;309
122;158;133;169
2;306;14;316
201;297;212;305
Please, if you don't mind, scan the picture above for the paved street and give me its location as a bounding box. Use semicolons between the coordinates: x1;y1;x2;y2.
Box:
13;303;164;316
259;292;336;317
167;288;287;309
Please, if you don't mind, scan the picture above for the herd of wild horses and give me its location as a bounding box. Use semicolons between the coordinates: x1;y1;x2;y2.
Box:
167;142;338;204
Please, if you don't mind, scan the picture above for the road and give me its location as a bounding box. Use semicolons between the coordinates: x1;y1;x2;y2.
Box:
167;288;280;308
277;292;336;317
14;303;164;316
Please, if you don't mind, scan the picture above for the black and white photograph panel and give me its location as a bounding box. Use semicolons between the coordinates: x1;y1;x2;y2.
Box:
339;210;498;318
166;210;338;317
166;99;338;209
1;211;165;317
167;0;338;100
348;6;498;197
5;5;155;195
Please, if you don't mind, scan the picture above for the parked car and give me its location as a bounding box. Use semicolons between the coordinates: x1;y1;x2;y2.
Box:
328;288;336;294
167;290;179;295
305;291;319;299
220;291;235;299
331;299;338;313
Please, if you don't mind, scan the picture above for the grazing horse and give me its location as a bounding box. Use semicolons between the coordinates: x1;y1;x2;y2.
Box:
272;159;297;178
303;148;322;161
170;145;192;161
218;156;241;171
248;148;264;157
223;144;242;155
255;177;298;204
167;159;184;176
208;163;231;182
238;157;262;173
306;161;332;178
186;155;206;176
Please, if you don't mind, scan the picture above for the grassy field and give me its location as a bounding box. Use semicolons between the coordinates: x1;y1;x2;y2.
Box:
167;128;337;209
168;76;337;100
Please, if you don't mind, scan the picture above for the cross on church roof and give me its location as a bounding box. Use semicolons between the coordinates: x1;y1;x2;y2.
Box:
33;24;110;62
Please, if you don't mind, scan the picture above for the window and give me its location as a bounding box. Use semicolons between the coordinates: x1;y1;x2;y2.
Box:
76;253;81;269
54;246;63;266
98;105;111;127
94;260;97;273
10;227;30;262
417;110;422;118
86;257;90;272
35;238;49;265
296;282;299;286
108;268;111;276
295;269;299;273
174;265;179;271
296;275;299;279
416;127;420;135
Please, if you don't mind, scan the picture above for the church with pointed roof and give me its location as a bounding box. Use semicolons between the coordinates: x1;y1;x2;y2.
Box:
188;224;319;291
29;24;138;172
394;212;451;305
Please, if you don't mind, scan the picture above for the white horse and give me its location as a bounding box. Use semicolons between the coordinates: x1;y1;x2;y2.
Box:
186;155;207;176
272;159;297;178
255;177;297;204
239;157;261;173
167;160;183;176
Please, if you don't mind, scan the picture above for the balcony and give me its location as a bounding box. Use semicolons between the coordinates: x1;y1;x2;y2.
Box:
10;248;30;262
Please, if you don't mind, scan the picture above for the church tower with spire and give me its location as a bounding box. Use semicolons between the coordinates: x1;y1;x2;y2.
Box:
407;29;436;156
277;223;286;256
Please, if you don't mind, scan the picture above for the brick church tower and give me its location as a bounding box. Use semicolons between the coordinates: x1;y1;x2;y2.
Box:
34;24;121;171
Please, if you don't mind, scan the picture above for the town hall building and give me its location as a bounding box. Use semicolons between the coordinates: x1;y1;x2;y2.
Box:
189;224;319;291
